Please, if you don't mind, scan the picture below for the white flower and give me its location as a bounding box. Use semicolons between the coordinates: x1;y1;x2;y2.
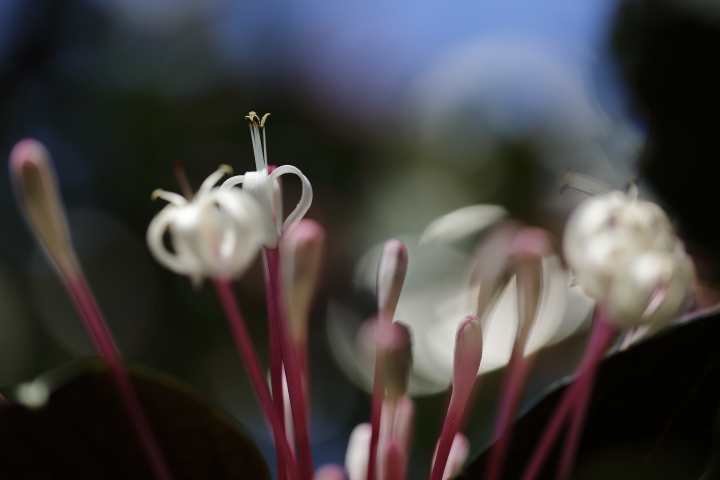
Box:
146;165;266;285
563;187;694;328
221;112;313;249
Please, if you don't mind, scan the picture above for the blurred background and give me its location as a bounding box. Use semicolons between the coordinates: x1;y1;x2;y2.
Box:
0;0;682;476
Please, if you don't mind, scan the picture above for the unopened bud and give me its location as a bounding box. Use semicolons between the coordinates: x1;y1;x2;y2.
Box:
377;239;408;315
453;316;483;401
606;248;694;328
283;219;325;343
511;227;551;336
9;139;78;278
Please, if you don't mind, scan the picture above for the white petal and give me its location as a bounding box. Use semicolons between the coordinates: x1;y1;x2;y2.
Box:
419;205;507;245
269;165;313;235
345;423;372;480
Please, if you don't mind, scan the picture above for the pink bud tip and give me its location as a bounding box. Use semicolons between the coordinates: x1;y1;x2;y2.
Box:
377;239;409;315
288;218;326;248
511;227;553;261
316;464;347;480
9;139;50;175
9;139;77;276
453;315;483;400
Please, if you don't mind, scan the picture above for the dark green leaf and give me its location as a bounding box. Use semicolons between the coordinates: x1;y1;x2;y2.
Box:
0;359;270;480
461;311;720;480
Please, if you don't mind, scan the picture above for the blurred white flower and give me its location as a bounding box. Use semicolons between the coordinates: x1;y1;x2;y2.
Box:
147;165;266;285
329;206;593;396
563;188;694;329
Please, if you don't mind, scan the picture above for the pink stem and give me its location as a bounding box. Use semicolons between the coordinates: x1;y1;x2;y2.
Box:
65;274;173;480
520;309;613;480
430;396;462;480
555;318;615;480
265;257;289;480
367;311;392;480
485;347;531;480
213;279;300;480
265;247;315;480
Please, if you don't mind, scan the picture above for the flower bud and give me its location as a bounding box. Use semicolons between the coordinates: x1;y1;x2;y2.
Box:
377;240;409;315
9;139;78;278
453;315;483;401
282;219;325;344
563;189;694;328
606;248;694;328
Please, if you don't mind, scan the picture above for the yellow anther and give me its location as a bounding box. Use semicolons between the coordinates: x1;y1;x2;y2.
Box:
260;113;271;128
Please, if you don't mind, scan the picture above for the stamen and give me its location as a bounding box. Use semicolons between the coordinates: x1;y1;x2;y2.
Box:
197;164;233;197
245;111;261;126
151;189;187;206
561;170;613;196
261;113;271;128
171;159;195;200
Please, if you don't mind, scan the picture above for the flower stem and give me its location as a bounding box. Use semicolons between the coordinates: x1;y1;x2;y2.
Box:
265;251;289;480
213;278;300;480
485;350;534;480
367;312;392;480
265;247;315;480
65;273;173;480
430;400;461;480
555;317;615;480
520;309;615;480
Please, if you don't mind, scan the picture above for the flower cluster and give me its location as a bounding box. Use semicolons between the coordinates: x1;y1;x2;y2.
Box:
7;121;698;480
563;185;694;329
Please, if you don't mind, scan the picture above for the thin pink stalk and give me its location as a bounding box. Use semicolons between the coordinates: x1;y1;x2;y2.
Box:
485;349;532;480
430;396;465;480
65;273;173;480
265;264;289;480
431;316;482;480
520;309;614;480
367;311;392;480
213;279;300;480
265;247;315;480
555;318;615;480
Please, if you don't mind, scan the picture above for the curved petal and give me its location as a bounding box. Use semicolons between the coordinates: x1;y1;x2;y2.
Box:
146;206;193;276
197;165;232;197
220;175;245;192
269;165;313;235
